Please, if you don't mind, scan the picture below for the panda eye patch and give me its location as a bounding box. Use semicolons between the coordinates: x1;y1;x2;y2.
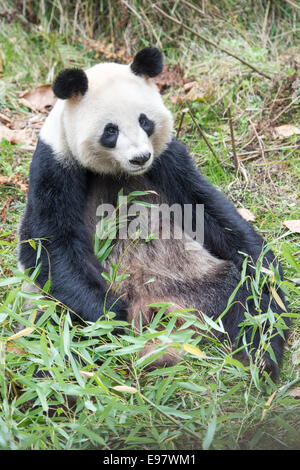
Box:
139;113;155;137
100;123;119;148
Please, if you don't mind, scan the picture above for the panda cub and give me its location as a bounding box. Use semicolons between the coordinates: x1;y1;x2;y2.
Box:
18;47;289;378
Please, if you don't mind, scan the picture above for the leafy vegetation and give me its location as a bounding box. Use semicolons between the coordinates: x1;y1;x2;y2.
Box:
0;0;299;450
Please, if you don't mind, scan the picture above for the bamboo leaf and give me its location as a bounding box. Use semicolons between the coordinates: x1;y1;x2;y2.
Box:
112;385;138;394
6;327;34;341
183;343;206;358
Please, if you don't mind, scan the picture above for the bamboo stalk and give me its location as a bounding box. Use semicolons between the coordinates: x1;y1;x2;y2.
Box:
188;108;219;162
227;106;239;171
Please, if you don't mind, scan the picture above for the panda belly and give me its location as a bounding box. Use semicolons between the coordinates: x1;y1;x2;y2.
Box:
101;227;236;368
101;215;228;327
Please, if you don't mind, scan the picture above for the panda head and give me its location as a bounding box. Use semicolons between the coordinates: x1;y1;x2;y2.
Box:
42;47;173;175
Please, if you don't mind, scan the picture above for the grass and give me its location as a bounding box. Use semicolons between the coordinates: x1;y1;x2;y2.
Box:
0;0;300;450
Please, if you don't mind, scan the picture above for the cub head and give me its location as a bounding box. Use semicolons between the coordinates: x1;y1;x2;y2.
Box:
42;47;173;175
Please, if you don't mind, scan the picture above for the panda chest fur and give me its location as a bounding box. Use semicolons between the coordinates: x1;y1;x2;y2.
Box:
84;172;226;324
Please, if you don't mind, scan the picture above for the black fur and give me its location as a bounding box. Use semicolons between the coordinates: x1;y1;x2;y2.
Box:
131;47;163;78
52;68;88;100
100;123;119;148
19;139;126;322
19;138;289;379
139;113;155;137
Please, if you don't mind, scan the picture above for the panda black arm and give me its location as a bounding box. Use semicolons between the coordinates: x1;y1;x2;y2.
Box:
149;139;281;274
19;139;126;323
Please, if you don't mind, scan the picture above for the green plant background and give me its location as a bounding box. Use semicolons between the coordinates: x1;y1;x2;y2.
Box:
0;0;299;450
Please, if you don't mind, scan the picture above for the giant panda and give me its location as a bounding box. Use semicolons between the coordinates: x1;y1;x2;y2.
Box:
18;47;289;379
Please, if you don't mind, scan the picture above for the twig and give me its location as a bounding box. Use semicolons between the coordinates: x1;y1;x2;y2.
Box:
227;108;248;181
262;0;271;48
240;93;300;150
227;106;239;171
267;80;284;119
181;0;205;16
176;108;187;139
239;153;260;162
270;93;300;124
249;119;274;186
152;4;272;80
120;0;142;20
282;0;300;11
187;108;219;162
238;144;299;160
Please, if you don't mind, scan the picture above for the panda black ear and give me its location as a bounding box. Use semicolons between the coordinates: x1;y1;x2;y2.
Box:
52;68;88;99
130;47;163;78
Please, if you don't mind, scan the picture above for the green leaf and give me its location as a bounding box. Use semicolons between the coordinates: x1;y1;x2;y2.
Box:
0;277;22;287
202;414;216;450
28;239;36;250
157;405;192;420
281;243;300;274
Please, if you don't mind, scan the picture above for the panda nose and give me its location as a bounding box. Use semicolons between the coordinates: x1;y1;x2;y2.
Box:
129;153;151;166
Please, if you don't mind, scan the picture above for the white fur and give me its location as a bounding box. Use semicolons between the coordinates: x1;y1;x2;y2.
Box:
41;63;173;175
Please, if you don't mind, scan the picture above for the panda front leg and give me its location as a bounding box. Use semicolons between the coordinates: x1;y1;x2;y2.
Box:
178;152;289;378
149;139;289;378
18;227;128;324
199;261;286;380
18;139;127;324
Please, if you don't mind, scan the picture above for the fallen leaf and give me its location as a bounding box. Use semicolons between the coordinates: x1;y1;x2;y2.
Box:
0;177;10;186
27;113;46;130
79;370;95;378
170;93;186;104
11;175;28;193
112;385;138;394
183;343;206;359
289;388;300;398
261;390;277;421
237;207;255;222
183;81;197;92
19;85;57;113
6;327;35;341
270;287;287;312
171;80;214;104
185;81;214;102
6;344;25;355
260;266;274;276
0;175;28;194
154;64;187;92
76;38;132;63
0;197;12;224
283;220;300;233
273;124;300;139
0;123;30;145
0;112;12;124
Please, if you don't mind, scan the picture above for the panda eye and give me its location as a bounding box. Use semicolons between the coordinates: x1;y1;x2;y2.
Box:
139;113;155;137
100;123;119;148
139;115;147;127
105;124;118;135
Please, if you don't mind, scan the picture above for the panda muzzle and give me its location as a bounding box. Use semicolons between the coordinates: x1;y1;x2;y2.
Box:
129;153;151;166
